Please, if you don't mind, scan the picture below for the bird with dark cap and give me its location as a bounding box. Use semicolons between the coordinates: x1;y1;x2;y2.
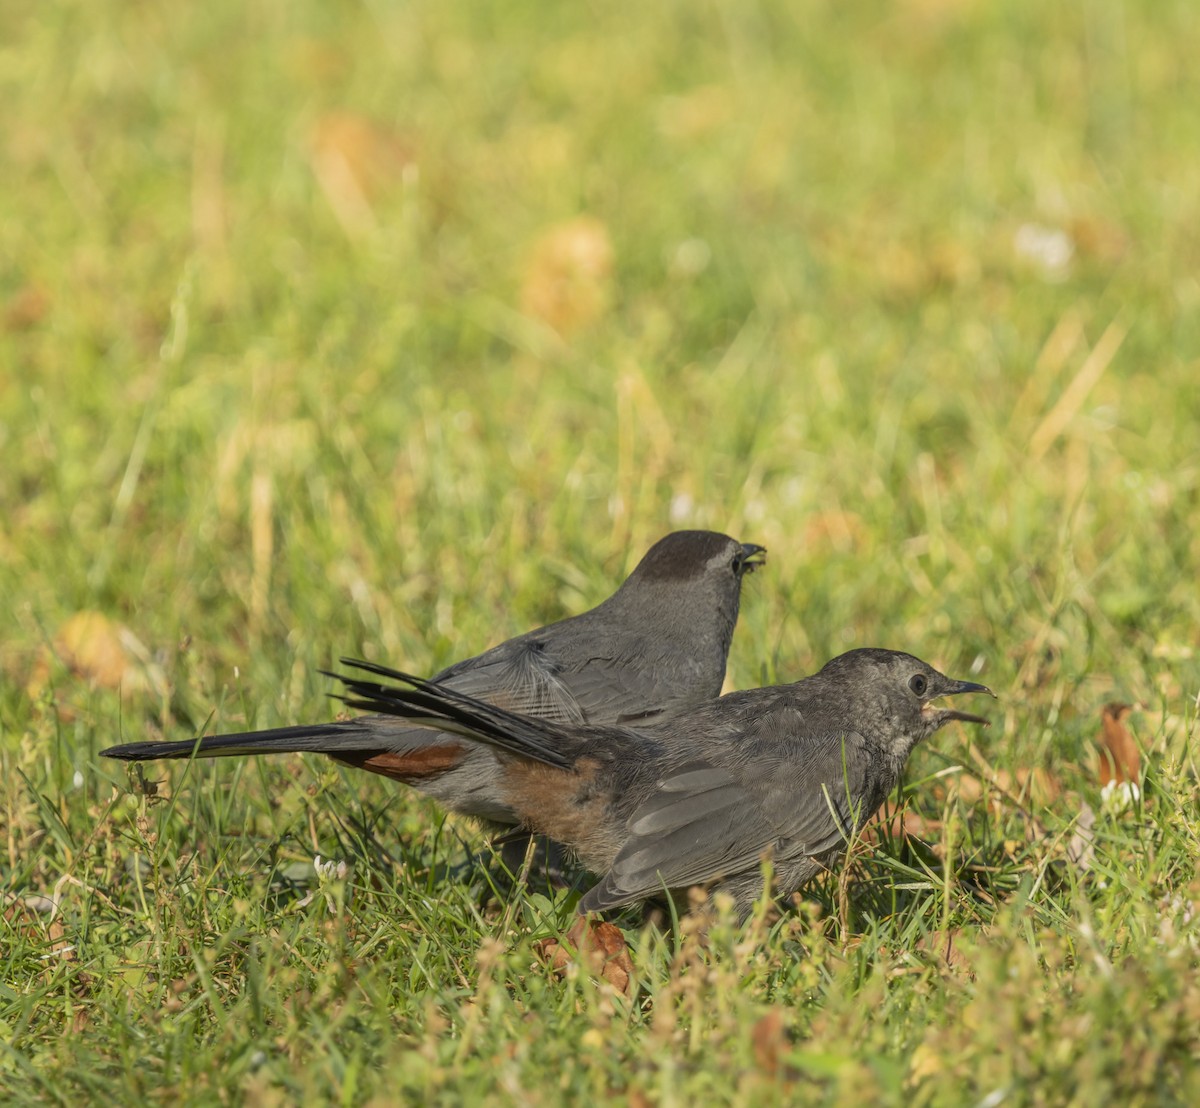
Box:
103;532;766;847
319;648;994;918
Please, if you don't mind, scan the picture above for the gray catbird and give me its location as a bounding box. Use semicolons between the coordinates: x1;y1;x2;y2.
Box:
324;648;993;917
102;532;765;835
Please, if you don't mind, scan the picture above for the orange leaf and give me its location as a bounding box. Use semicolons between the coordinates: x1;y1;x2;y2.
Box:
751;1008;787;1076
27;611;165;710
307;112;417;236
866;806;942;846
55;611;132;688
1098;702;1140;786
952;767;1060;808
534;918;634;995
519;216;614;337
3;284;50;332
915;928;973;974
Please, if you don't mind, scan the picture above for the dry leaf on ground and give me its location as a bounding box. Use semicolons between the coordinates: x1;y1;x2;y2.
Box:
865;806;943;852
307;112;418;236
4;284;50;331
751;1008;788;1076
951;766;1061;808
2;892;74;960
519;216;614;337
27;611;166;710
914;928;973;974
534;918;634;995
1097;702;1141;786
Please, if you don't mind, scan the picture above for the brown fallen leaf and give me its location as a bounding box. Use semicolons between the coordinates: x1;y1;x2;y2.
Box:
27;611;166;708
3;284;50;331
46;917;75;961
751;1008;788;1077
55;611;137;688
914;928;973;974
534;918;634;995
1067;216;1129;264
519;216;614;338
2;893;74;960
307;112;418;236
1098;702;1140;786
952;766;1061;808
868;805;943;844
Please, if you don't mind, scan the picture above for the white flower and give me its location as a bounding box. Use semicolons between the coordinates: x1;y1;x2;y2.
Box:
313;854;349;881
1100;779;1140;813
1014;223;1074;277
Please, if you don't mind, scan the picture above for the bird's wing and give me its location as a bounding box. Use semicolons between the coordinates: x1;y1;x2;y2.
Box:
578;729;871;914
534;647;698;725
434;630;693;726
433;638;591;723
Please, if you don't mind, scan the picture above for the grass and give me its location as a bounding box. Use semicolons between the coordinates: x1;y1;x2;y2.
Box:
3;0;1200;1101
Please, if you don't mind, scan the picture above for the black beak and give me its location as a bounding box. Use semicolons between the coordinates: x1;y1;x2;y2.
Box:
738;543;767;574
934;677;995;726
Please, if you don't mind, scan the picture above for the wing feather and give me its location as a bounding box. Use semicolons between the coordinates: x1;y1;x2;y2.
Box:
579;731;872;913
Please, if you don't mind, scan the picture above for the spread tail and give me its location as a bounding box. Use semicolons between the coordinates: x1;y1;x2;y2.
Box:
330;658;574;770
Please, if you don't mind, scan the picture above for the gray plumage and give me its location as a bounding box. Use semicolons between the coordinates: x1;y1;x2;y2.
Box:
101;531;765;827
331;648;994;917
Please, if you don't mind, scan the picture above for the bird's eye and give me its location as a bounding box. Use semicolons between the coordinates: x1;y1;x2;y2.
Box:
909;674;928;696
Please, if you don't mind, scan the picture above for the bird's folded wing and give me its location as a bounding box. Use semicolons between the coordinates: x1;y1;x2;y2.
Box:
545;657;693;725
579;733;870;913
435;639;593;723
438;634;687;726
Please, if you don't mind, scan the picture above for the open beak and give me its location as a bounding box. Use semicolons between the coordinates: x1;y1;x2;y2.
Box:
738;543;767;574
929;678;995;726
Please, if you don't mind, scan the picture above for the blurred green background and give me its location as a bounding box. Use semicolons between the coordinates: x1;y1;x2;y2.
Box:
2;0;1198;1101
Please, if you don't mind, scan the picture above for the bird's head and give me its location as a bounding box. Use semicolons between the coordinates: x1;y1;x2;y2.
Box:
817;647;995;760
615;530;766;642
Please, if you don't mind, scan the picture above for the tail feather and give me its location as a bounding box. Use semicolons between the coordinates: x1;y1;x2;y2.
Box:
100;661;576;772
332;659;574;769
101;721;382;762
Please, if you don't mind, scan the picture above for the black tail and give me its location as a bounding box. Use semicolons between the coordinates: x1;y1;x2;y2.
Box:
100;661;575;771
330;658;574;770
100;721;384;762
